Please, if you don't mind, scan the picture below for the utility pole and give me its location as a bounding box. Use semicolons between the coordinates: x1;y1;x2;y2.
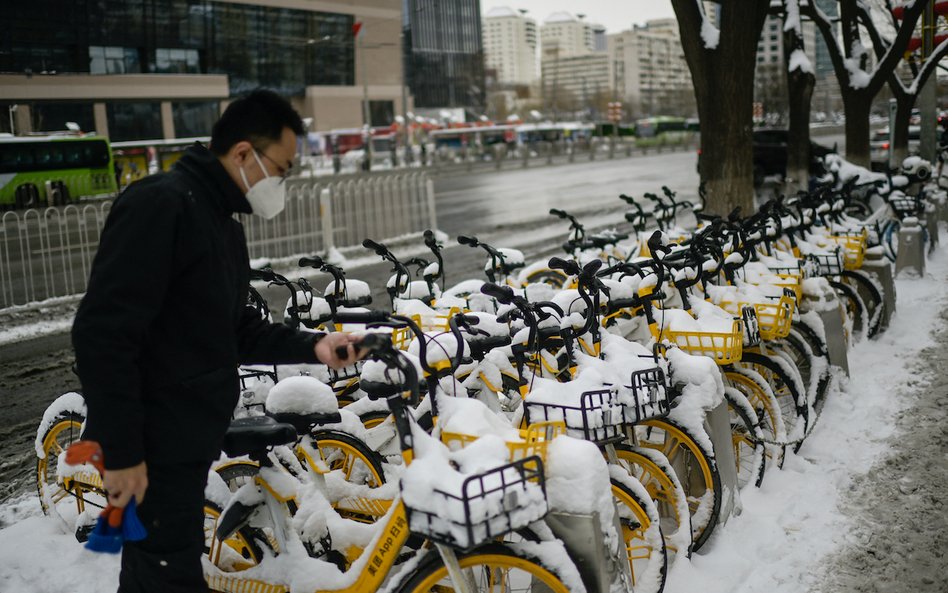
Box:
401;28;413;165
919;0;937;163
359;23;373;172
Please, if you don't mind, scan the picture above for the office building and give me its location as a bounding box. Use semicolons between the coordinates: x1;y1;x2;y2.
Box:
403;0;486;111
0;0;407;140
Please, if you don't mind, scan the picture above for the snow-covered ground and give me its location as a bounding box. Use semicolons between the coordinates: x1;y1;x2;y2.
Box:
2;245;946;592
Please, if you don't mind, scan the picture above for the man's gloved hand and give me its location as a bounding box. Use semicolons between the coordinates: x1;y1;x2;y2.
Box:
315;332;366;369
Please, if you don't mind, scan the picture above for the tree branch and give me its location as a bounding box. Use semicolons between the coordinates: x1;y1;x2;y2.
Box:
802;1;852;88
865;0;931;95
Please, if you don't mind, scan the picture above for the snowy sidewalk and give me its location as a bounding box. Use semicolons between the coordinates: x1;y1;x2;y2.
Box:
1;245;947;592
666;246;948;592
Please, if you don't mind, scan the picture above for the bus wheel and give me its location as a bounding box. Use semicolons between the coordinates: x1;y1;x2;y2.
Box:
49;180;70;206
14;183;41;209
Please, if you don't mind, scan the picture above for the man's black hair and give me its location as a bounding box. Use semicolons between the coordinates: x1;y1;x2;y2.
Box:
210;89;305;155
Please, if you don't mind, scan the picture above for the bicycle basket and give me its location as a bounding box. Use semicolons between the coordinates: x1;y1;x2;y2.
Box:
807;248;844;277
717;292;795;341
829;231;867;270
651;318;744;365
403;456;547;550
624;367;671;423
523;388;627;444
441;421;566;466
889;194;920;218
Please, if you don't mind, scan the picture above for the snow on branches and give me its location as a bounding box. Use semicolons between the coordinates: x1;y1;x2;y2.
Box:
697;0;721;48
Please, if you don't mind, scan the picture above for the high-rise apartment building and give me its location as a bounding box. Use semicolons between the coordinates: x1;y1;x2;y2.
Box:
540;12;605;58
608;20;694;117
482;7;537;86
1;0;408;140
403;0;486;110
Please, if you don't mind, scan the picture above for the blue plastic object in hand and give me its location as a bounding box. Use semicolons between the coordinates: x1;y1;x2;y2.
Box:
84;497;147;554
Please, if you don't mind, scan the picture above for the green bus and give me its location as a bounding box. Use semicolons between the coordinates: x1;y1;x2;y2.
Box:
634;116;691;147
0;134;118;209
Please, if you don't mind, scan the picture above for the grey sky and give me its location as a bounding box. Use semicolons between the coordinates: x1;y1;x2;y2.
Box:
480;0;677;33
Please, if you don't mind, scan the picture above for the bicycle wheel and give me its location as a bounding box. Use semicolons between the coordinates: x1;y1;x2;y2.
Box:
724;368;785;469
839;270;884;338
635;418;721;552
830;279;867;342
358;410;390;430
36;412;106;530
204;500;269;572
738;351;807;442
723;387;766;489
395;542;574;593
611;478;668;593
306;430;388;522
610;444;691;558
523;269;568;289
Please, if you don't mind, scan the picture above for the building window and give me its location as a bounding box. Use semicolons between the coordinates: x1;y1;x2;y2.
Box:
107;102;163;142
31;103;96;133
89;46;141;74
365;100;395;127
155;48;201;74
172;101;219;138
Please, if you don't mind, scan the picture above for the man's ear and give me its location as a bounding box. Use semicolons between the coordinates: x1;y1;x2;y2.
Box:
230;140;254;167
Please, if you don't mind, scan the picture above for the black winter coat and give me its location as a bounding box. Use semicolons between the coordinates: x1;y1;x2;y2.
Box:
72;145;320;470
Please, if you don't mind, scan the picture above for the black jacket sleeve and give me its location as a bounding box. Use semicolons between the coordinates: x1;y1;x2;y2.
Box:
71;184;182;470
235;306;323;365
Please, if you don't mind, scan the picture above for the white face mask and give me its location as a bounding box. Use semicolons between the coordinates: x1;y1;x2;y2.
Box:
239;150;286;220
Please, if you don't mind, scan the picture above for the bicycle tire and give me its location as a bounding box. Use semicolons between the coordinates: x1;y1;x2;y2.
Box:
204;499;270;572
723;387;766;488
636;418;721;552
36;412;106;528
839;270;884;338
774;328;830;412
830;279;867;342
724;368;786;469
307;429;386;486
738;351;808;441
610;444;691;559
358;410;390;430
523;269;568;289
610;478;668;593
394;542;575;593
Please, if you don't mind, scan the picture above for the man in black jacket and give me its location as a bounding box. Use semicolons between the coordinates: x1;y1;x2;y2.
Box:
72;90;360;592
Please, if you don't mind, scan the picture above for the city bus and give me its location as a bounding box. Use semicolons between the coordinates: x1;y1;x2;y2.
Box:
111;137;209;189
0;134;118;209
634;116;691;146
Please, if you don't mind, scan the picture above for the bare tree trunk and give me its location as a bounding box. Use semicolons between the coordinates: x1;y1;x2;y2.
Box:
786;68;815;193
673;0;769;215
843;94;872;167
891;91;915;166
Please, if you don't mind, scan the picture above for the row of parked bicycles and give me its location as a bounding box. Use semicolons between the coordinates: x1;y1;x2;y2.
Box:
34;153;943;593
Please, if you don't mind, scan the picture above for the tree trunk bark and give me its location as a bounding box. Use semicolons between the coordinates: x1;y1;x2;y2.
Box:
786;68;816;194
891;94;915;167
843;94;872;168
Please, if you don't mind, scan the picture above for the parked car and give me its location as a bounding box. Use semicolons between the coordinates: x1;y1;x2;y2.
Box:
697;129;835;186
870;126;921;171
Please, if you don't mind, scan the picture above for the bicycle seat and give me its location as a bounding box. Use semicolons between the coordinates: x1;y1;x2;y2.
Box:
222;416;297;457
267;411;343;434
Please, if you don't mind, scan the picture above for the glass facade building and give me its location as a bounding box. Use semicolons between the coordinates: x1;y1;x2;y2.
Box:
1;0;356;96
403;0;485;110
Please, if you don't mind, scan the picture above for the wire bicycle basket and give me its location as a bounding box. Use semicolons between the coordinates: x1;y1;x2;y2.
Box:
403;456;548;550
523;388;627;444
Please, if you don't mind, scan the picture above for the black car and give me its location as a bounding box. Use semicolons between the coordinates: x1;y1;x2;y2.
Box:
750;128;835;185
697;129;836;186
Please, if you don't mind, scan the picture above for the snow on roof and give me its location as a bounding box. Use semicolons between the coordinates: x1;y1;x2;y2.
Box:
485;6;518;18
545;11;577;23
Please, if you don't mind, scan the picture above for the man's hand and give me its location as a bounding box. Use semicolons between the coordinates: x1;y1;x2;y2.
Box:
315;333;366;369
103;461;148;508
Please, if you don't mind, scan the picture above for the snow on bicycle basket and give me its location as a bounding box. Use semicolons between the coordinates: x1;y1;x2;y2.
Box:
807;247;844;277
651;304;743;365
523;380;627;444
401;434;547;550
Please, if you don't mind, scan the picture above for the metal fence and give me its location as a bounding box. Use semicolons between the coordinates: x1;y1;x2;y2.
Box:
0;170;435;308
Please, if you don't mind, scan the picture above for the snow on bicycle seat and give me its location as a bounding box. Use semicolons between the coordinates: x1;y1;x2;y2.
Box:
325;279;372;308
222;416;297;457
265;375;342;433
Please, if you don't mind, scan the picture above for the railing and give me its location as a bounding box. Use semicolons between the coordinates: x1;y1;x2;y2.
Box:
0;171;436;309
